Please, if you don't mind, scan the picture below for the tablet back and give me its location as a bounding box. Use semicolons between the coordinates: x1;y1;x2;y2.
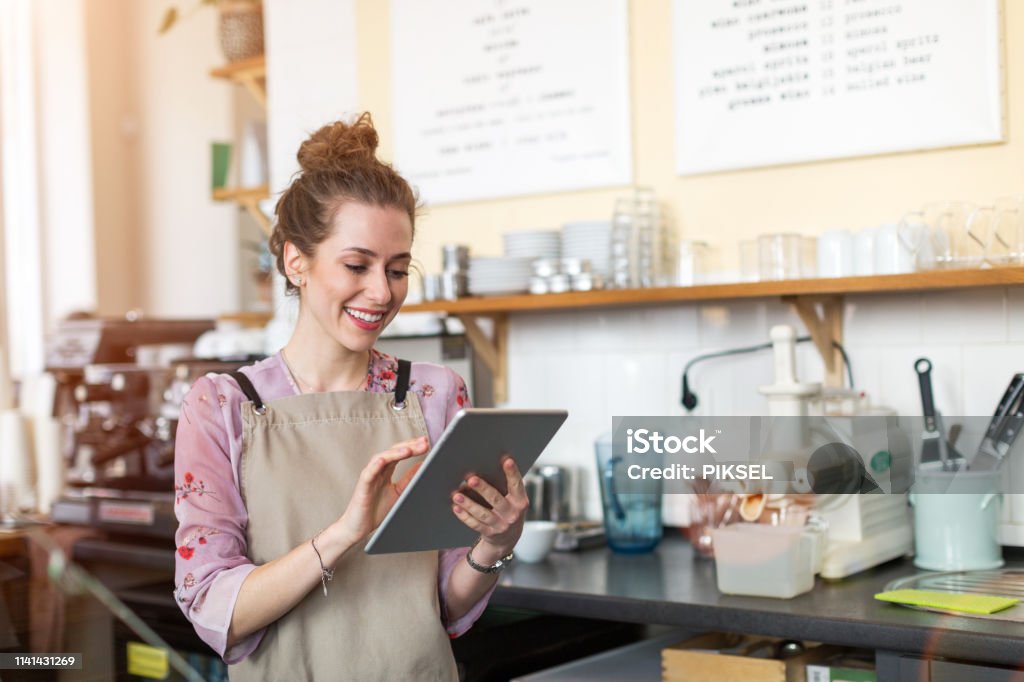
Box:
364;408;568;554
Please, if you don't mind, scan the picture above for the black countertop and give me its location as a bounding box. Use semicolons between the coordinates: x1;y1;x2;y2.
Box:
492;534;1024;668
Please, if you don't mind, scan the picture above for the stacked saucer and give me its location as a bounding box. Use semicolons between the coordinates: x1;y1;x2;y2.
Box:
503;229;561;260
467;256;534;296
561;221;612;278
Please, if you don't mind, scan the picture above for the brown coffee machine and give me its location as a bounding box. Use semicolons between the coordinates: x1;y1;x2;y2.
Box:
46;315;258;537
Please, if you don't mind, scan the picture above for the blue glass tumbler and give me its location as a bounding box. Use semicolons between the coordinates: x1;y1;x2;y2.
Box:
595;433;663;553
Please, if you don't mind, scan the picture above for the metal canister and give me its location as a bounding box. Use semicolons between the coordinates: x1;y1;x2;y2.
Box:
442;244;469;272
422;274;443;301
440;271;467;300
523;472;545;521
538;465;571;523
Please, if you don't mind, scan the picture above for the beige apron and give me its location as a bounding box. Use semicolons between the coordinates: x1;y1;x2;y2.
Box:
227;360;458;682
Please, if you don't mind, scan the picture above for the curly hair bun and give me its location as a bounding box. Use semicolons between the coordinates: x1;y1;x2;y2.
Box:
296;112;380;175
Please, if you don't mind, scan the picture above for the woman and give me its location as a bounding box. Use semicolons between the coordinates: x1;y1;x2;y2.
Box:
173;113;527;681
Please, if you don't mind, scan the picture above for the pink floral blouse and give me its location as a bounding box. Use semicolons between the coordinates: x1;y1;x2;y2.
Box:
172;350;486;664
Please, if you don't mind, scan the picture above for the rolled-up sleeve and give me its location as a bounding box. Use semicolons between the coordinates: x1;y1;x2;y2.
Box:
436;369;496;637
438;547;497;637
173;376;264;663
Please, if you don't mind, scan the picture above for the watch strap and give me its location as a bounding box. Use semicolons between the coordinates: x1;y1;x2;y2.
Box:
465;539;514;574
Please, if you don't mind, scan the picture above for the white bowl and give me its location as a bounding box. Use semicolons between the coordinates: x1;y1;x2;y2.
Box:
514;521;558;563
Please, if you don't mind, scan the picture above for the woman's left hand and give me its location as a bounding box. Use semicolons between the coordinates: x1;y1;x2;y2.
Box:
451;456;528;557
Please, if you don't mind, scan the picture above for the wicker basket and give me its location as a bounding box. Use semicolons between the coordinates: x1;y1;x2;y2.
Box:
218;1;264;62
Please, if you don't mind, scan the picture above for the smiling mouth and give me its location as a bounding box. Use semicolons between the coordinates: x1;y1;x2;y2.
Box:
344;307;386;323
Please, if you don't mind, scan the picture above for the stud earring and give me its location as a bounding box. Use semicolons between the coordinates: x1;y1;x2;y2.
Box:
295;277;303;286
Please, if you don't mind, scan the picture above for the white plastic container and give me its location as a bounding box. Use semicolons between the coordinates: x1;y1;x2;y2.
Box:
711;524;816;598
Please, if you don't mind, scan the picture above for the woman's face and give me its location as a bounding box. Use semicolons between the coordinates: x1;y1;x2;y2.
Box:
296;202;413;354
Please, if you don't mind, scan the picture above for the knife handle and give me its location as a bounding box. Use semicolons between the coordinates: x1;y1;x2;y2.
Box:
992;374;1024;449
915;358;937;432
987;374;1024;440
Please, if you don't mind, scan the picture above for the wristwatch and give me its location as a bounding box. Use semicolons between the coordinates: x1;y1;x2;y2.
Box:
465;538;514;574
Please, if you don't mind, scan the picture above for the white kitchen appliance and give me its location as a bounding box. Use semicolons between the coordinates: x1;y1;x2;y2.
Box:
758;325;914;578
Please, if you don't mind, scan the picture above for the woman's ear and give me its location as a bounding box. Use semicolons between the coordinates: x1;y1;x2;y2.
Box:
283;241;307;286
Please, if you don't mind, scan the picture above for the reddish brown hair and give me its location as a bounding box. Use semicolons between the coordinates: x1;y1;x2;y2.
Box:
269;112;418;295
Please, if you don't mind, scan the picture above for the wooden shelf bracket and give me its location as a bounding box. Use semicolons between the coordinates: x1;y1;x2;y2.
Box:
236;72;266;108
456;313;508;404
783;295;845;388
239;196;272;237
212;185;272;237
210;57;267;109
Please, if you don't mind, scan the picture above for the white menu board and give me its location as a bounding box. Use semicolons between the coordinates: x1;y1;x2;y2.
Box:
673;0;1003;175
391;0;632;204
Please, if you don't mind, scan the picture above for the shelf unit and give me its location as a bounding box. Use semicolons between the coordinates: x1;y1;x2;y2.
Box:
403;267;1024;402
210;57;271;237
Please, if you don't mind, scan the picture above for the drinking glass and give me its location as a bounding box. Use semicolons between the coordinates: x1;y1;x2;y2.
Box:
989;195;1023;265
816;229;854;278
895;213;933;270
853;227;876;276
758;233;802;281
902;201;977;268
676;240;709;286
875;224;917;274
610;201;634;289
595;433;662;553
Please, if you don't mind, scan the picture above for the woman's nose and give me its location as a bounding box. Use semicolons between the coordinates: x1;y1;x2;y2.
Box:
365;268;392;305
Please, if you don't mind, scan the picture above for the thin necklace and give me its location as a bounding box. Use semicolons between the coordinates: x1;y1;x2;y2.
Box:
280;348;318;393
280;348;371;394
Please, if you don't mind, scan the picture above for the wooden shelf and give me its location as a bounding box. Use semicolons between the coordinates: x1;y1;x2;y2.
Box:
406;267;1024;404
210;56;266;107
213;184;272;237
403;267;1024;315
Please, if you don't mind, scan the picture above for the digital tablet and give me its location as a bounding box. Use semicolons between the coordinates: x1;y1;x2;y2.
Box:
364;408;568;554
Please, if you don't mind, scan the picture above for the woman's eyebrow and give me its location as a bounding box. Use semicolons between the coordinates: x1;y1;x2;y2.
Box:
340;247;412;260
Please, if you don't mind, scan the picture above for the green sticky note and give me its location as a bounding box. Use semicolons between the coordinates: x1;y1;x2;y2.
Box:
875;589;1019;615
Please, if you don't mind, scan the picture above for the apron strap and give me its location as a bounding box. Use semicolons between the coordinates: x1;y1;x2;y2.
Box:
231;371;267;415
393;359;412;410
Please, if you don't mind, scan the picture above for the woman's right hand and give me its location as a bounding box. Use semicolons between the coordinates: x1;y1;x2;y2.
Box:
334;435;429;545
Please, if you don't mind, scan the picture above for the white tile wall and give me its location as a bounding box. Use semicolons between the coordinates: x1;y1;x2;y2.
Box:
1009;288;1024;342
495;287;1020;523
963;343;1024;414
919;289;1007;344
844;293;923;345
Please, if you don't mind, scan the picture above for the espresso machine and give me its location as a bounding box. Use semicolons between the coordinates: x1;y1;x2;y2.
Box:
46;315;256;538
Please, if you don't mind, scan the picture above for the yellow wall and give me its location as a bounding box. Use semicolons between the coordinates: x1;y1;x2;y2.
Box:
86;0;142;317
355;0;1022;274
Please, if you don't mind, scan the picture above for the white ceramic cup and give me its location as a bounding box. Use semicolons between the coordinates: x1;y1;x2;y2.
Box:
853;227;876;276
874;224;917;274
514;520;558;563
816;229;854;278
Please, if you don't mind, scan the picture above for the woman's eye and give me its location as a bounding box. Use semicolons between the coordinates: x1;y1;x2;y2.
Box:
344;264;368;274
388;269;410;280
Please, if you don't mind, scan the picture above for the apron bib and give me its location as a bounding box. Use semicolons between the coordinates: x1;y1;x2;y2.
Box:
227;360;458;682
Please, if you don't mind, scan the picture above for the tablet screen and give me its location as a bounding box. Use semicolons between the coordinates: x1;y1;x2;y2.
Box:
365;408;568;554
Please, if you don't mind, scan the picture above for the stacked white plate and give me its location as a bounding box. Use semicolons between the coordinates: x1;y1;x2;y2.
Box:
503;229;561;260
561;221;612;277
467;256;534;296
